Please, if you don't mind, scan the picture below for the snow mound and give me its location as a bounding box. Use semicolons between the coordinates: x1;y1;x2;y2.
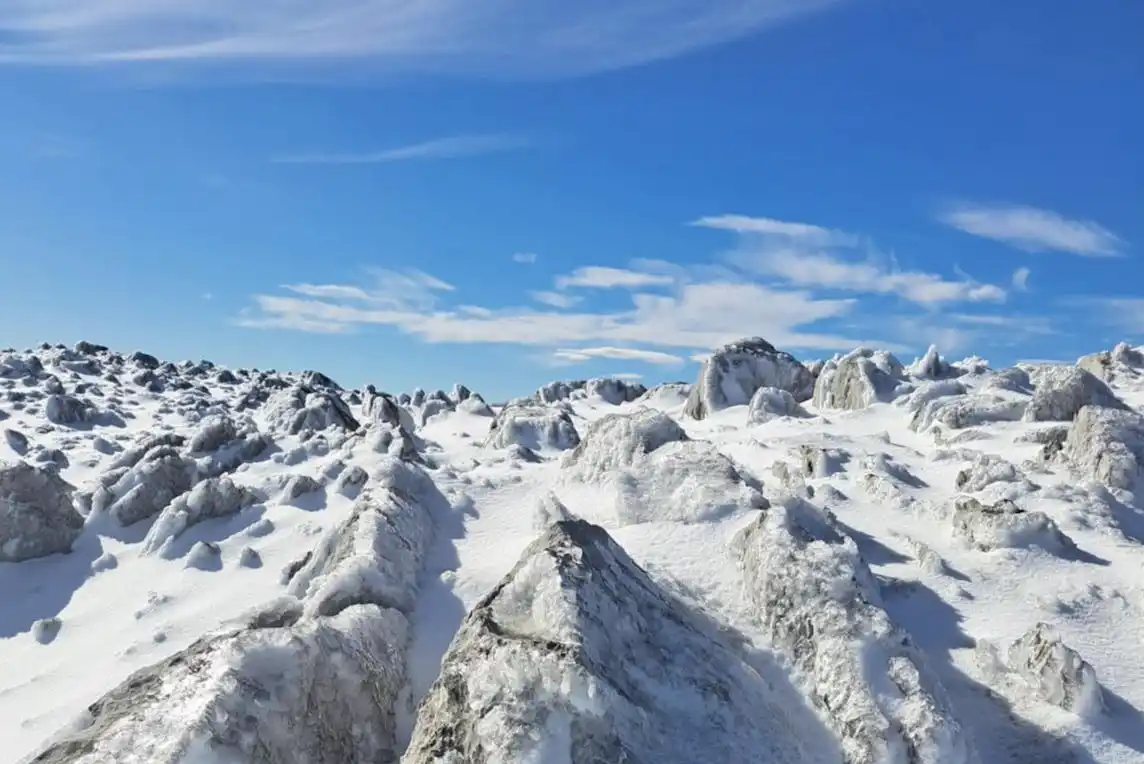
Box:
404;519;822;764
747;386;810;424
1022;364;1127;422
562;408;688;478
29;604;409;764
814;347;909;411
285;459;436;618
1006;623;1105;718
484;403;580;451
733;497;973;764
1063;405;1144;491
563;410;764;526
685;337;815;419
0;461;83;562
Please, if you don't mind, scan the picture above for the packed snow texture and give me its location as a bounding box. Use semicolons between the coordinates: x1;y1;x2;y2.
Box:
2;338;1144;764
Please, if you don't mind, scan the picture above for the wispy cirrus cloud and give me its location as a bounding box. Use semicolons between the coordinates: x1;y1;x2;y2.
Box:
512;252;538;264
551;347;686;366
0;1;846;78
554;266;675;290
938;202;1127;257
273;133;534;165
1011;267;1031;291
701;213;1008;306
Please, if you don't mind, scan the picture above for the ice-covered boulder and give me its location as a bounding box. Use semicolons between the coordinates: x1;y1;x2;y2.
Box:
910;393;1027;433
685;337;815;419
1063;405;1144;491
484;403;580;451
813;347;908;411
733;497;972;764
746;386;810;424
30;604;410;764
450;383;471;403
897;379;968;415
128;350;160;369
142;477;260;557
1077;342;1144;384
361;386;417;432
44;394;95;426
456;392;494;416
187;414;239;455
1022;365;1127;422
1006;623;1104;717
0;462;83;562
908;345;958;380
584;376;647;405
263;385;359;435
951;497;1075;553
404;519;823;764
93;446;197;526
285;460;436;618
418;397;454;426
300;369;339;390
563;409;763;526
954;453;1034;494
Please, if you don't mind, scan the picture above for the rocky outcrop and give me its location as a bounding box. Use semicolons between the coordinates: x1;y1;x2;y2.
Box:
263;385;359;435
685;338;815;419
746;386;810;424
1022;365;1126;422
141;477;260;557
405;519;821;764
951;497;1074;553
285;459;436;618
30;604;410;764
733;497;972;764
813;347;908;411
0;462;84;562
1006;623;1104;717
484;403;580;451
562;409;763;525
92;446;197;526
1063;405;1144;491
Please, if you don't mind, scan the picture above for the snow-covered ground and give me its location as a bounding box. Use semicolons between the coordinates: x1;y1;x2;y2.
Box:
3;339;1144;763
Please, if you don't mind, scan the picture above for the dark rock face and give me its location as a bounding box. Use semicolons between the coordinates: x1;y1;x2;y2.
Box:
0;462;84;562
405;519;824;764
685;338;815;420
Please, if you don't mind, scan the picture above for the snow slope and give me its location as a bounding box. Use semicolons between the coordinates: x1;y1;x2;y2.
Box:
2;340;1144;763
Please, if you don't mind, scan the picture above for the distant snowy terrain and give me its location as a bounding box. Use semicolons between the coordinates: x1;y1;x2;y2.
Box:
3;337;1144;763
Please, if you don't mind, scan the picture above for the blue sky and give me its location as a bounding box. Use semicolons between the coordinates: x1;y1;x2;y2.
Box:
0;0;1140;400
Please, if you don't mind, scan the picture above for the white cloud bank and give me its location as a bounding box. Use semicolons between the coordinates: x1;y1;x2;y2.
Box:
939;203;1126;257
0;1;845;77
237;214;1054;368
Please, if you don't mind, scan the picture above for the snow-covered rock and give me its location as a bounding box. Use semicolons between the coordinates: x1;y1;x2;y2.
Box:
814;347;909;411
685;337;815;419
1077;342;1144;384
1063;405;1144;491
92;446;197;526
951;497;1075;553
910;393;1027;433
418;396;454;426
1022;364;1126;422
30;604;410;763
456;392;494;416
263;385;359;435
405;518;823;764
484;403;580;451
141;477;260;557
0;462;83;562
187;414;238;455
563;409;764;525
909;345;958;380
584;376;647;405
361;386;416;432
746;386;810;424
733;497;972;764
1006;623;1104;717
954;453;1034;494
285;460;436;618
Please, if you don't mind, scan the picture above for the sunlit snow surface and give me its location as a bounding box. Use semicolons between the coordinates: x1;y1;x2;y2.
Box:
1;344;1143;763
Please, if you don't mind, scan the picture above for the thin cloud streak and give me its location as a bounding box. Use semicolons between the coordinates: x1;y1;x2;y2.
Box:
273;133;534;165
939;203;1126;257
0;1;846;78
